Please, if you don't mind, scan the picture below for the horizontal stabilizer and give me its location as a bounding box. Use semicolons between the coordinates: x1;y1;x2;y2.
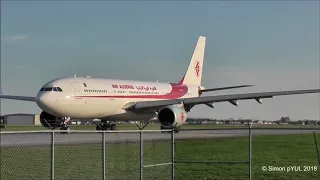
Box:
200;85;253;93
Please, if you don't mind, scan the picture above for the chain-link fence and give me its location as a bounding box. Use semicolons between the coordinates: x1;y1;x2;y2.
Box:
1;127;319;180
174;127;320;180
0;130;173;180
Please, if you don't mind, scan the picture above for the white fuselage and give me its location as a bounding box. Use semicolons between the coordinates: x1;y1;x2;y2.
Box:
36;77;199;121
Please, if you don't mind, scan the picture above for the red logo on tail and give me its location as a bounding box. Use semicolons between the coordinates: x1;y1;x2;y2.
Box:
194;61;200;77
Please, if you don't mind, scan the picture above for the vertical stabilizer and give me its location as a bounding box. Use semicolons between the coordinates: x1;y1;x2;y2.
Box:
178;36;206;86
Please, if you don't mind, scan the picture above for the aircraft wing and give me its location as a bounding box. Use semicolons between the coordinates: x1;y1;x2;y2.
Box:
200;85;253;93
125;89;320;112
0;95;37;102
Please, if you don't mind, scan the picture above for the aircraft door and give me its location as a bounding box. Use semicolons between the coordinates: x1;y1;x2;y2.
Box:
70;82;82;96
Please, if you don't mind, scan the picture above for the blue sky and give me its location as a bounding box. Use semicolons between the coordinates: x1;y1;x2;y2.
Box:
1;1;319;120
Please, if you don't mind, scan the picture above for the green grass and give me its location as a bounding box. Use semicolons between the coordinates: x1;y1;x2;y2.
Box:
1;124;319;132
1;134;320;180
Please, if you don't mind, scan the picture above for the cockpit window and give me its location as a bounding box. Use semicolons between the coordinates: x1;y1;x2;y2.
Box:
44;87;53;91
39;87;63;92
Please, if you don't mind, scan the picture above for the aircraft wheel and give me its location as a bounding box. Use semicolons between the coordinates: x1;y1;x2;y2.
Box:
96;124;102;130
60;124;70;134
102;124;110;130
110;124;116;130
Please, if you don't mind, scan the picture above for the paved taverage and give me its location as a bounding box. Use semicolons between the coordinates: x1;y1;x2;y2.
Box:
1;129;319;147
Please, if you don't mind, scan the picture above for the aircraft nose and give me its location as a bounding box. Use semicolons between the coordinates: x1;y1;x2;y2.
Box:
36;93;51;107
36;91;62;116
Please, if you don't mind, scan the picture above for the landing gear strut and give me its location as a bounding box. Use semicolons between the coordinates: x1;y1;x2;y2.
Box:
59;117;71;133
96;121;116;131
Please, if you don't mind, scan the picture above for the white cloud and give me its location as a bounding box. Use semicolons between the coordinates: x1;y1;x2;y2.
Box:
1;34;29;42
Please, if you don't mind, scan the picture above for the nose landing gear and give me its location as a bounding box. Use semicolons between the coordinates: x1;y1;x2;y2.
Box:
59;117;71;133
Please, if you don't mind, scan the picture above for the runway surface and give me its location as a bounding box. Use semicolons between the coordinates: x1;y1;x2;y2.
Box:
1;129;319;147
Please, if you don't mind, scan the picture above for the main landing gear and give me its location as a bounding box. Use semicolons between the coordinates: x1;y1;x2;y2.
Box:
96;121;116;131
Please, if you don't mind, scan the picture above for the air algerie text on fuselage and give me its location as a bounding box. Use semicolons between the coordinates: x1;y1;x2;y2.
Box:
112;84;157;91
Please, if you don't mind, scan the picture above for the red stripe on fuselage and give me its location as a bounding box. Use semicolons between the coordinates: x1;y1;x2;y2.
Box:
75;84;188;99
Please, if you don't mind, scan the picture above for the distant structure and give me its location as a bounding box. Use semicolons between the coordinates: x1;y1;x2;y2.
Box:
280;116;290;124
2;113;40;125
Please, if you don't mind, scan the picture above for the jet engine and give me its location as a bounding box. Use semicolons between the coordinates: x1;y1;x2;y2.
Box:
157;105;187;128
40;111;63;129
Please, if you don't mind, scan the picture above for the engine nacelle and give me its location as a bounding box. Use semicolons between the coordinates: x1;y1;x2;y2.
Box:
157;105;187;128
40;111;63;129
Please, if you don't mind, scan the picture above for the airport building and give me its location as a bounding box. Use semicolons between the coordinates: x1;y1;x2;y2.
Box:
2;113;40;125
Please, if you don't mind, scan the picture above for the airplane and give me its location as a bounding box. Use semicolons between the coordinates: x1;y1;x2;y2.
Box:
1;36;319;132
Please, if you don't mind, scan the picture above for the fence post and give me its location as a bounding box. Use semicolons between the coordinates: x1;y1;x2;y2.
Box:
313;131;320;166
140;130;143;180
51;131;55;180
171;128;175;180
102;131;106;180
248;123;252;180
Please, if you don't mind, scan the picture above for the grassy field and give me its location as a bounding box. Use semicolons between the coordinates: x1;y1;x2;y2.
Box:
1;134;320;180
1;123;319;131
